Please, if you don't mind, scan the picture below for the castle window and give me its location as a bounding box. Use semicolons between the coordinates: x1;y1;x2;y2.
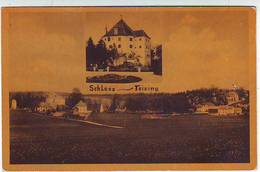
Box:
108;37;110;41
139;38;142;41
139;45;142;48
129;45;133;48
114;28;118;35
109;45;113;49
130;38;133;41
118;37;121;41
104;38;106;41
118;44;121;48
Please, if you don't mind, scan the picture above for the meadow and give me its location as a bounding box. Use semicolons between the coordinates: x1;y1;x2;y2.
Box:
10;110;249;164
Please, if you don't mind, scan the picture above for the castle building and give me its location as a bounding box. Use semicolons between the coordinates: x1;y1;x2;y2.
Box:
101;19;152;67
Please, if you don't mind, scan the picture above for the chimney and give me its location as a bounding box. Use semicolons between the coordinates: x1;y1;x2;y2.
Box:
105;25;108;34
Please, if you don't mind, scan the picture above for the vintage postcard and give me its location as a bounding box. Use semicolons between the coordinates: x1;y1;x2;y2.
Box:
2;7;256;170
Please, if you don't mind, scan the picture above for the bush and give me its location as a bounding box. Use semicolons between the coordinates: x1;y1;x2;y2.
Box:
86;74;142;83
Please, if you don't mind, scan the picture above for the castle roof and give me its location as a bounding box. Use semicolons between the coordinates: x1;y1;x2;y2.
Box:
133;30;150;39
104;19;134;37
103;19;150;39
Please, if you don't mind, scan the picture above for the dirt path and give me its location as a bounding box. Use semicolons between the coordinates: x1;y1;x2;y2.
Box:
32;112;124;129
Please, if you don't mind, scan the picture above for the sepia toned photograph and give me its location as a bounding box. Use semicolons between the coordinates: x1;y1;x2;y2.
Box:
2;7;256;171
9;90;250;164
85;16;162;83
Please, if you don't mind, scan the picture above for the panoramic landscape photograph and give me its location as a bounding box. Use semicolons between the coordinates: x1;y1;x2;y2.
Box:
9;88;250;163
3;7;255;168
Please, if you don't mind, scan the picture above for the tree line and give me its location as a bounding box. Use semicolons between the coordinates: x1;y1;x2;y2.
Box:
9;89;84;111
9;88;249;113
86;37;119;70
108;88;249;113
9;92;46;110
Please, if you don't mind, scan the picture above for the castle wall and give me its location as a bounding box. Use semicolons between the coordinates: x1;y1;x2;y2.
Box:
102;35;151;67
102;36;135;55
133;36;151;67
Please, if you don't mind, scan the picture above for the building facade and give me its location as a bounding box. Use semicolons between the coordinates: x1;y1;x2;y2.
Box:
72;101;91;115
11;99;17;110
101;19;152;67
196;104;243;116
46;93;66;108
226;91;240;105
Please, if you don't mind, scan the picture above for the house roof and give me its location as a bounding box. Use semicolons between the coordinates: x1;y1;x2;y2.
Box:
227;91;238;97
104;19;134;37
74;101;87;108
103;19;150;39
38;102;53;108
133;30;150;39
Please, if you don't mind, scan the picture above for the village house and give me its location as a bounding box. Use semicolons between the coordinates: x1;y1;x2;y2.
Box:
196;103;242;116
36;102;54;113
72;100;108;117
195;90;244;116
101;19;152;67
195;103;215;114
34;93;67;113
73;101;91;115
226;91;240;105
46;93;66;109
208;106;242;116
85;96;113;112
11;99;17;110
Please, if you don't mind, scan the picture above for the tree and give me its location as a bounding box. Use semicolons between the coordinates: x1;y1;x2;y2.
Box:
9;92;46;110
86;37;96;69
108;95;118;112
151;45;162;75
107;44;119;65
96;40;108;68
66;88;83;108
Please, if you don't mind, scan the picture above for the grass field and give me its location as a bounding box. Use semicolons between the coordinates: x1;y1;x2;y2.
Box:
10;110;249;164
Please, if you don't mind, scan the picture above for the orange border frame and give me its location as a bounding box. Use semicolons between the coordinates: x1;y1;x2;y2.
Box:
2;7;256;171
